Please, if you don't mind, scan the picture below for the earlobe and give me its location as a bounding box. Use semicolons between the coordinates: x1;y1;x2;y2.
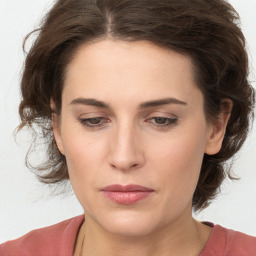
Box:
50;99;65;155
205;99;233;155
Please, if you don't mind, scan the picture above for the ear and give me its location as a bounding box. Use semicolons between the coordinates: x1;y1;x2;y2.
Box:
50;99;65;155
205;99;233;155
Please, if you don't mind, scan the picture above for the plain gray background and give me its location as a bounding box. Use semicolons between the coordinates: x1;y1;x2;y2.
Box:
0;0;255;243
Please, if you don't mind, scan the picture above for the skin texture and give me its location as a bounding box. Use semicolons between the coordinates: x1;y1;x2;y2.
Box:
52;39;232;256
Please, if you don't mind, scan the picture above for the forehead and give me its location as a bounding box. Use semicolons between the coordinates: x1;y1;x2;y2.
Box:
63;39;202;107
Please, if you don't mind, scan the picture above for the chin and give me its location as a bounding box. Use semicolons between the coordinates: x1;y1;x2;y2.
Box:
95;210;159;237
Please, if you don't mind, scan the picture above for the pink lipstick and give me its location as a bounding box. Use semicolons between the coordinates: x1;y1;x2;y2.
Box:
101;184;154;205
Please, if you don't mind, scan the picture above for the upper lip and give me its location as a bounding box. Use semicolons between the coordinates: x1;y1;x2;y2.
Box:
101;184;154;192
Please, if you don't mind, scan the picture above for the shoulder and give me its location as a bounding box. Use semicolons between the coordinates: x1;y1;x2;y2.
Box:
0;215;84;256
223;226;256;254
201;223;256;256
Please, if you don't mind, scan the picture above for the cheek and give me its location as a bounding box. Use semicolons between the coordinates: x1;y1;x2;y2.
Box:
59;122;108;189
63;135;105;176
61;134;106;210
150;128;207;202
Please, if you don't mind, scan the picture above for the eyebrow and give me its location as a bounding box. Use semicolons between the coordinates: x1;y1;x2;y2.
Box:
138;98;187;109
69;97;187;109
70;98;110;108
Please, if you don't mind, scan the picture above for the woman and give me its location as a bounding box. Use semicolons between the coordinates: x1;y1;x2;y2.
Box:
0;0;255;255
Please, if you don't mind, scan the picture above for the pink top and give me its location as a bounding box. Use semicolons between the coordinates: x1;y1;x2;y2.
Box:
0;215;255;256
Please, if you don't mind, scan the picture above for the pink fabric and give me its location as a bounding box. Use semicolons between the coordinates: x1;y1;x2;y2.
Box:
1;215;255;256
0;215;84;256
200;223;256;255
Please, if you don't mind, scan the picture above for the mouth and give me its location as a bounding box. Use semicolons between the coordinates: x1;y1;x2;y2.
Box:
101;184;154;205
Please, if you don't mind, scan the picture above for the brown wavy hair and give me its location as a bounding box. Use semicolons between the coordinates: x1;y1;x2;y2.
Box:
18;0;255;210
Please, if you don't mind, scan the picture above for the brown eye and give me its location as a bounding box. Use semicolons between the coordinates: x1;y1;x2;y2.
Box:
88;118;102;125
147;117;178;128
78;117;107;129
154;117;168;124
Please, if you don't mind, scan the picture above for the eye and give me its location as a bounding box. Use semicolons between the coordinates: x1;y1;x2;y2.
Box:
78;117;107;129
147;117;178;127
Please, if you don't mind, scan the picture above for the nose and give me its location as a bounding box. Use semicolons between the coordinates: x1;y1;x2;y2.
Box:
108;122;145;172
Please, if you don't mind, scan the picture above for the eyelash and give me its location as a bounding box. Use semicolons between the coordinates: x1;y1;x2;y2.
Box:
78;116;178;130
78;117;106;129
147;117;178;127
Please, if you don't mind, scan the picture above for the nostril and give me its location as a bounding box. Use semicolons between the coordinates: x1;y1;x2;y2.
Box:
110;162;141;171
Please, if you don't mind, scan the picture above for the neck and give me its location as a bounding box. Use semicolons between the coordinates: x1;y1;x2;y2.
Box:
78;212;211;256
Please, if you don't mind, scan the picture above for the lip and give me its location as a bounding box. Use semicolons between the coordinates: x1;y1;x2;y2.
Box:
102;184;154;192
101;184;154;205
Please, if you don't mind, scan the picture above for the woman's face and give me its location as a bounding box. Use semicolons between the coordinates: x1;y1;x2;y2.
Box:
54;40;222;236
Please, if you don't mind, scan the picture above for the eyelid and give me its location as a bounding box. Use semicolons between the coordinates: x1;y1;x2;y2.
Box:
147;116;177;121
144;112;179;128
78;111;108;118
143;111;178;119
77;116;110;130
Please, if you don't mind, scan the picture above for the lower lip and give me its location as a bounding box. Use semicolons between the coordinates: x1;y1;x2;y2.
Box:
102;191;153;205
